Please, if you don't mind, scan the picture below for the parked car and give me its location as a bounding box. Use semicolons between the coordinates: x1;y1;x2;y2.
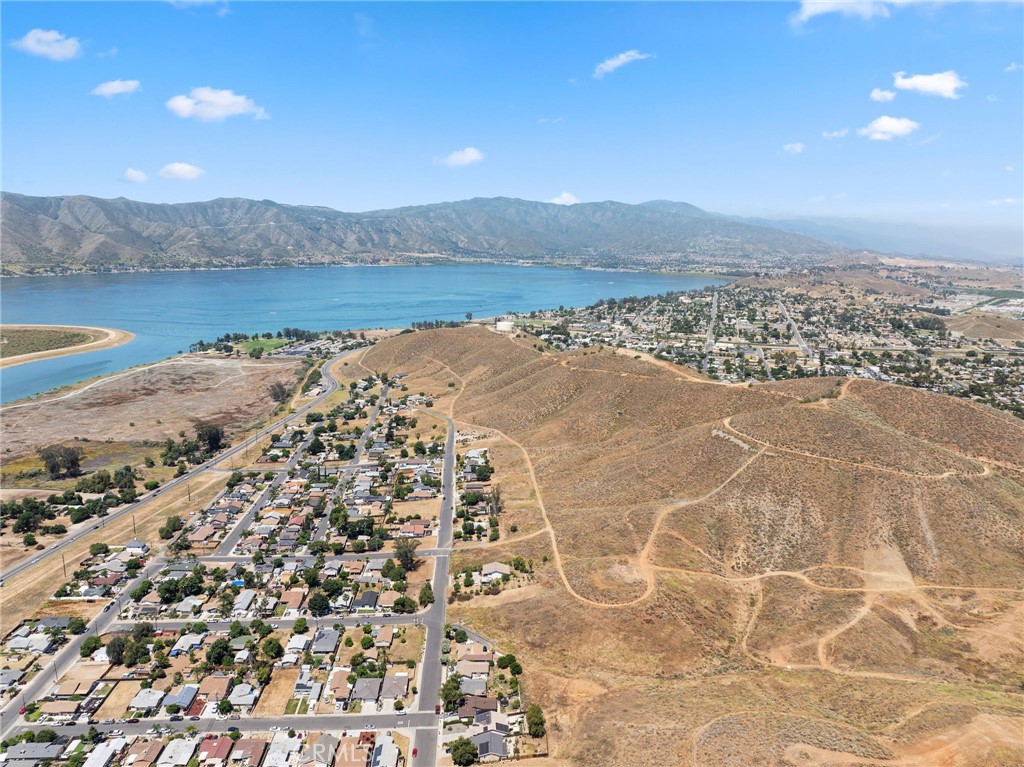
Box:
170;715;183;721
412;748;418;758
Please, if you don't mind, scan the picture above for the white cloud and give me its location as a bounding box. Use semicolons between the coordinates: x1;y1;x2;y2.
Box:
988;197;1020;206
791;1;890;25
98;46;118;58
549;192;580;205
166;87;268;121
1005;62;1022;73
92;79;141;97
438;147;484;167
10;29;82;61
858;115;920;141
121;168;148;183
822;128;848;139
1006;165;1015;172
538;117;564;125
893;70;966;99
593;50;653;79
986;94;999;102
808;195;827;203
870;88;896;102
783;142;805;155
159;162;205;180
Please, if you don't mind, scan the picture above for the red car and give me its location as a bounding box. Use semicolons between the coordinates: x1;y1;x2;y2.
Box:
411;748;418;758
18;706;26;715
434;704;440;714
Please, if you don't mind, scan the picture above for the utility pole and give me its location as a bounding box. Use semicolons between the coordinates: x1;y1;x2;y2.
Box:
132;515;137;536
187;483;191;502
61;554;67;578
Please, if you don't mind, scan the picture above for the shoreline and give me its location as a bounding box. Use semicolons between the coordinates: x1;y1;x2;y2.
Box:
0;259;739;282
0;324;135;370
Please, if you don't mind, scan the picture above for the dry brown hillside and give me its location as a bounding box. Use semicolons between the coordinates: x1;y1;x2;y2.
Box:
364;326;1024;767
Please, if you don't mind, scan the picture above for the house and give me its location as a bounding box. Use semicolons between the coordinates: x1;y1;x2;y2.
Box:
373;626;394;648
171;632;207;656
455;660;490;679
2;743;64;767
138;591;163;614
228;683;259;712
368;733;399;767
198;674;232;702
460;677;487;696
163;685;199;712
278;590;305;612
232;589;257;616
311;628;339;655
293;666;315;698
333;737;370;767
379;673;408;703
0;668;25;692
198;737;233;767
286;635;310;653
125;540;151;557
129;687;165;713
377;591;398;611
457;695;498;718
349;677;381;703
353;591;378;611
480;562;511;582
124;741;164;767
297;734;337;767
474;710;511;735
470;731;508;761
37;700;79;719
228;740;266;767
328;670;351;702
263;733;301;767
172;595;206;614
156;739;198;767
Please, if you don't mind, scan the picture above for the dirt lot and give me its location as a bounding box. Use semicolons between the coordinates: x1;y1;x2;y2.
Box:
0;355;303;460
96;680;142;720
252;668;298;717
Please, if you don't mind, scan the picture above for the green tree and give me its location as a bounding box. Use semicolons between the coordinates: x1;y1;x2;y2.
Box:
449;737;478;766
217;699;234;715
67;617;87;635
308;591;330;617
262;638;283;660
106;635;127;664
418;582;434;607
293;618;308;634
526;704;546;738
79;636;103;657
440;674;464;712
89;542;110;557
393;538;419;571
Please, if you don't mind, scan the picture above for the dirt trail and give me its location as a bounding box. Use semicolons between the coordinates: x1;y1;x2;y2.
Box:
721;416;989;479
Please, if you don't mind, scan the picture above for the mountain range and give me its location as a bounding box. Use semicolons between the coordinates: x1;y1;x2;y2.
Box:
1;192;844;275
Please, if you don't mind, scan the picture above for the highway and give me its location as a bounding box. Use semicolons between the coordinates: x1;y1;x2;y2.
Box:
0;349;359;582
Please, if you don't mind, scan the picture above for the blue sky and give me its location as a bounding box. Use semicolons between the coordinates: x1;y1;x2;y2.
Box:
2;1;1022;229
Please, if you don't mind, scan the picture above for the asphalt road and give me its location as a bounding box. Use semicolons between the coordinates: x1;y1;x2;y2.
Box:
778;300;813;358
410;413;456;767
0;349;360;582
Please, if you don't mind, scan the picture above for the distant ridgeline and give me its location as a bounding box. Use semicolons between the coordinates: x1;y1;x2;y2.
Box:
0;192;844;275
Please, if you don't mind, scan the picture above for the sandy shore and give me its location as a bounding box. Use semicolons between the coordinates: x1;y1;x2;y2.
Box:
0;324;135;370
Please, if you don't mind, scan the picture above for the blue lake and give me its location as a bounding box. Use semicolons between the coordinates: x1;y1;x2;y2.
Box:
0;264;726;403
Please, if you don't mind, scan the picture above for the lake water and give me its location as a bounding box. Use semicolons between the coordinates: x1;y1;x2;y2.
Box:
0;264;726;403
